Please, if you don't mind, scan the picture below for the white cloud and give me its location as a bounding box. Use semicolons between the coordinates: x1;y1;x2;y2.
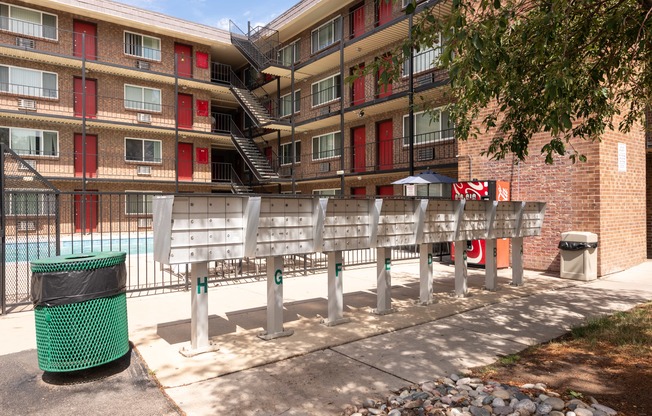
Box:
215;17;230;30
243;10;251;17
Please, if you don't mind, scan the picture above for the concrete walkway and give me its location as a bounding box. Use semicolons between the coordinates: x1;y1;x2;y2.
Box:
2;259;651;416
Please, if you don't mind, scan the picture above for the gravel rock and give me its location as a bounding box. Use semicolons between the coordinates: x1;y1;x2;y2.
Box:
362;398;376;408
492;398;506;408
574;409;594;416
544;397;566;411
591;404;617;416
387;410;401;416
493;389;512;400
537;403;553;414
514;399;537;415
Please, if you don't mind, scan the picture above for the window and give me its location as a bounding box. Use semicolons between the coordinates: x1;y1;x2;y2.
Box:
312;188;341;196
280;90;300;117
0;65;57;98
312;131;342;160
5;191;55;215
402;108;454;146
311;17;342;53
125;192;158;215
125;138;162;162
0;3;57;40
280;141;301;165
278;40;300;66
403;34;443;75
124;31;161;61
0;127;58;156
124;85;161;112
311;74;341;107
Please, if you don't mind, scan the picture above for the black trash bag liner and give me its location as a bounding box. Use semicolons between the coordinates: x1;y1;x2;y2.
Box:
558;241;598;251
31;263;127;306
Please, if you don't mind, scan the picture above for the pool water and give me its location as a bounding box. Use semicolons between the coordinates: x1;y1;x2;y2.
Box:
4;237;154;263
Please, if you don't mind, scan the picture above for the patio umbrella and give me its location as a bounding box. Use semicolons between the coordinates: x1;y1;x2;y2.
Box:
391;171;456;185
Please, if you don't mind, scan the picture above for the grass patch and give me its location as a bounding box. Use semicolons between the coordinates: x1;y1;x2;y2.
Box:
498;353;521;365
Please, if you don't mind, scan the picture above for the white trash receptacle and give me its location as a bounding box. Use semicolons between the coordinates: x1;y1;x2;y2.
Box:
558;231;598;281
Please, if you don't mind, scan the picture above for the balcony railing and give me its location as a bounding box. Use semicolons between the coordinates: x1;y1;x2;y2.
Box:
284;129;457;181
0;16;228;85
9;149;237;184
0;83;231;134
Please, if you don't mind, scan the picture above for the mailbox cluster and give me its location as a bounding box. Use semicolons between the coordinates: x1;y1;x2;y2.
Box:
153;196;547;265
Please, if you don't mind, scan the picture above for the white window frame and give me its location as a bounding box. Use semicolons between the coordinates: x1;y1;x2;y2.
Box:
124;191;160;216
311;74;341;107
124;84;162;112
0;2;58;40
402;108;455;147
280;141;301;166
311;16;342;54
278;39;300;66
123;30;161;61
124;137;162;163
0;64;58;98
403;33;442;76
312;131;342;161
280;89;300;118
4;190;56;216
0;126;58;157
312;188;340;196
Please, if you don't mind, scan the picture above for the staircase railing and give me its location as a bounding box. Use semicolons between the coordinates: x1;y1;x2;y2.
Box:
229;69;279;122
229;20;278;70
230;120;279;181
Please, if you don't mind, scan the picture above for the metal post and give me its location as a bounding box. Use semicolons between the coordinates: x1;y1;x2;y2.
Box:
454;241;468;297
339;16;345;194
290;59;296;194
259;256;294;340
485;238;498;291
190;262;210;351
174;53;180;193
419;243;433;305
323;251;350;326
511;237;524;286
81;33;87;234
408;14;415;176
0;145;5;314
374;247;393;314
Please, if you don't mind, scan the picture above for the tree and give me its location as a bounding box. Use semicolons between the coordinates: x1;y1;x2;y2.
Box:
375;0;652;163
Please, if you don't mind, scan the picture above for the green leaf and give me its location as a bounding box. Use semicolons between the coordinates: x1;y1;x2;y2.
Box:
493;0;501;9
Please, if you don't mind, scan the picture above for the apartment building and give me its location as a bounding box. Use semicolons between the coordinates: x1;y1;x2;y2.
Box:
0;0;649;276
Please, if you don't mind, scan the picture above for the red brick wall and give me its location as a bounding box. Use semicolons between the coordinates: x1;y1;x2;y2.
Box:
458;103;647;275
647;152;652;259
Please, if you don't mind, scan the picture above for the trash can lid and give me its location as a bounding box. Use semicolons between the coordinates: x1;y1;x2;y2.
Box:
31;251;127;273
560;231;598;243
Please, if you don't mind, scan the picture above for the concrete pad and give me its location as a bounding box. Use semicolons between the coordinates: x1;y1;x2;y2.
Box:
332;321;525;384
165;349;408;416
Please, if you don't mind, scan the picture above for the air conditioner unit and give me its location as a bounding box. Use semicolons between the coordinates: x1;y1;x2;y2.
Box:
319;162;330;172
18;221;36;231
17;99;36;110
416;147;434;161
136;165;151;175
136;113;151;123
18;159;37;170
137;218;153;228
16;37;35;49
135;60;150;70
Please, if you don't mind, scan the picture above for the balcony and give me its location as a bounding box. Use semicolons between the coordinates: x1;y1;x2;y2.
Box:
0;17;233;94
9;149;239;185
0;83;233;140
278;129;457;181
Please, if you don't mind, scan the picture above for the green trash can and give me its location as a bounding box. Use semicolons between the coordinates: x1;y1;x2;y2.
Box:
30;251;129;372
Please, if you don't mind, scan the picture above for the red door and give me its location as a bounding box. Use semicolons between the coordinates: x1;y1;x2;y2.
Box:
178;93;193;129
351;64;365;106
352;187;366;197
376;55;393;98
74;134;98;178
352;126;366;173
377;0;393;26
377;120;393;170
175;43;193;78
178;142;193;180
351;5;365;38
73;20;97;60
377;185;394;196
74;77;97;118
265;147;273;164
74;192;98;233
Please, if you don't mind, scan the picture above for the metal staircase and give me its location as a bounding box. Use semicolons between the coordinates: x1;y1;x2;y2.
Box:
229;20;279;72
229;73;275;126
230;121;279;181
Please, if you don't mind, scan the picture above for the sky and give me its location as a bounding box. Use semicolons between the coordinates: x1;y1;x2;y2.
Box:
121;0;300;32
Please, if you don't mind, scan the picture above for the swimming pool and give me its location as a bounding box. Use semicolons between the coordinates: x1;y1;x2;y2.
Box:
4;237;154;263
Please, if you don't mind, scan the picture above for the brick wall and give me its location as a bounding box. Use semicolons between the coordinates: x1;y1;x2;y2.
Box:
458;102;647;275
647;152;652;259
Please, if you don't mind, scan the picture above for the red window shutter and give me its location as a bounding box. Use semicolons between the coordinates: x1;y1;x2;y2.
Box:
196;147;208;164
195;52;209;69
196;100;209;117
